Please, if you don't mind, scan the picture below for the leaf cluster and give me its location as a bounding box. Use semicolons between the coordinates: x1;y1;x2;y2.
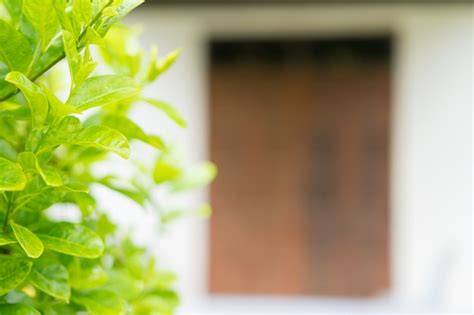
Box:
0;1;215;314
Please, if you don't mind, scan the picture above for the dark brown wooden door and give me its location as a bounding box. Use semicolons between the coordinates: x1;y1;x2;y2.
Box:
209;38;391;296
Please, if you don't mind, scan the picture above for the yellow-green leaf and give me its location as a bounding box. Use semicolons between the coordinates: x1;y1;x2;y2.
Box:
99;114;165;149
0;20;33;72
172;161;217;192
0;256;33;295
0;157;26;191
38;223;104;258
146;48;180;82
11;222;44;258
67;75;140;112
0;233;16;246
29;262;71;302
18;152;63;187
153;155;181;184
5;71;48;128
73;0;93;29
63;30;80;79
0;303;40;315
74;125;130;159
143;98;186;128
72;290;126;315
23;0;60;51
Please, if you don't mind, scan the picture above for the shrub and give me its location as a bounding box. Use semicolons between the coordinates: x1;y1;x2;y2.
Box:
0;0;215;314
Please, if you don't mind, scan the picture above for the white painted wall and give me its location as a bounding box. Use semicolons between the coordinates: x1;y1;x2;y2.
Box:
121;4;473;313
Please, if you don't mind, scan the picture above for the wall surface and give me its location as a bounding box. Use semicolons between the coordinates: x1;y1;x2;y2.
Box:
121;4;473;313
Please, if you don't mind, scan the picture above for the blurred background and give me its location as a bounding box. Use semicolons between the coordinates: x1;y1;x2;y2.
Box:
114;0;472;313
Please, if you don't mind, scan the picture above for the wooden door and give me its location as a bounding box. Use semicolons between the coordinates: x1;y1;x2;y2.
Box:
209;38;391;296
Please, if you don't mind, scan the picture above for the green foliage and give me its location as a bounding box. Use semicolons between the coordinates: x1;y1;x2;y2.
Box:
0;0;215;314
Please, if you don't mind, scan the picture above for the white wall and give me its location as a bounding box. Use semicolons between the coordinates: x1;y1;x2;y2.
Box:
123;4;473;313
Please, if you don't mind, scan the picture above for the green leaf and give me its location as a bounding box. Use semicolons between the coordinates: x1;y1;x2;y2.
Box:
0;157;27;191
96;0;145;36
0;303;40;315
69;262;108;290
38;116;83;152
5;72;48;128
37;164;63;187
99;114;165;149
0;20;33;72
153;156;182;184
72;0;93;29
38;223;104;258
44;87;77;118
172;161;217;192
23;0;60;51
18;152;63;187
53;0;76;38
72;290;126;315
67;192;96;216
0;233;16;246
74;47;98;87
62;30;80;80
29;262;71;302
2;0;23;28
38;116;130;158
0;256;33;295
143;98;186;128
67;75;140;112
74;125;130;159
11;222;44;258
146;48;180;82
0;139;17;160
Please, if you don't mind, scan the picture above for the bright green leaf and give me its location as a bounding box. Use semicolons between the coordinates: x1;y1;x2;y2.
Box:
0;233;16;246
43;87;77;118
0;20;33;72
0;303;40;315
37;164;63;187
18;152;63;187
38;223;104;258
18;152;38;174
146;48;180;82
0;157;26;191
5;71;48;128
67;192;96;216
0;139;17;160
0;256;33;295
29;262;71;301
37;116;83;153
99;114;165;149
153;156;182;184
72;0;93;30
72;290;126;315
74;125;130;159
74;47;98;87
96;0;145;36
172;162;217;192
67;75;140;112
62;30;79;79
11;222;44;258
37;116;129;158
69;263;108;290
23;0;60;51
143;98;186;128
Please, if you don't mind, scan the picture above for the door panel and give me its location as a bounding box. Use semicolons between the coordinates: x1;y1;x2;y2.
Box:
209;38;391;296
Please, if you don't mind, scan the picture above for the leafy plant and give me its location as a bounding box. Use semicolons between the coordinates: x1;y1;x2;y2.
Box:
0;0;216;314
